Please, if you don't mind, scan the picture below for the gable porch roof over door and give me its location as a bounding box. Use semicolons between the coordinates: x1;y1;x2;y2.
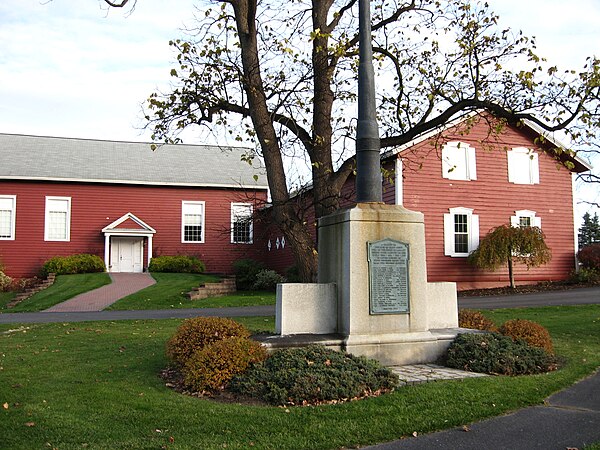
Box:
102;212;156;271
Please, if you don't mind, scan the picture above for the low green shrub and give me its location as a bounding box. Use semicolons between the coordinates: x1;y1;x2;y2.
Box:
569;267;600;284
230;345;399;406
41;254;105;277
458;309;498;331
148;255;205;274
182;337;268;392
499;319;554;354
285;265;301;283
252;269;285;291
578;243;600;270
0;271;13;292
445;333;558;375
233;258;265;290
166;317;251;367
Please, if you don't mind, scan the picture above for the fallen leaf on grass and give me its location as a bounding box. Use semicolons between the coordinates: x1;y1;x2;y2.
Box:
2;402;8;410
25;422;35;427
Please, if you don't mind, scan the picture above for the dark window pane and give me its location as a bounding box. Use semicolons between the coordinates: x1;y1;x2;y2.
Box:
233;220;252;243
184;225;202;242
454;214;469;253
519;217;531;227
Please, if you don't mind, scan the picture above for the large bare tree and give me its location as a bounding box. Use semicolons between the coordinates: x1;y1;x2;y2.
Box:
106;0;600;281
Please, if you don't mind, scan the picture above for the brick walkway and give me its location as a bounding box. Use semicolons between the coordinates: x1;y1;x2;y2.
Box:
390;364;488;385
44;273;156;312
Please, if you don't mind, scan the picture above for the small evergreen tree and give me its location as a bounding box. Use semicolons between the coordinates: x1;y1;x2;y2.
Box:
468;225;552;289
578;212;600;249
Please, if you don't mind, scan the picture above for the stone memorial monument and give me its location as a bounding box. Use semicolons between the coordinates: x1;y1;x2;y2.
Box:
269;0;460;365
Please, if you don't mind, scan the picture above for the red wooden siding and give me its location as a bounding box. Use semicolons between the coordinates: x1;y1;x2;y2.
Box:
399;123;577;289
0;181;268;278
263;120;578;289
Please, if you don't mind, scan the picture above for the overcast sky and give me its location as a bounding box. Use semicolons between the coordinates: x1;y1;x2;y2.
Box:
0;0;598;211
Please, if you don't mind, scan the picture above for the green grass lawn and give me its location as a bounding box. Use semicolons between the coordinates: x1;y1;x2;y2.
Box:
0;291;16;309
1;272;276;313
1;305;599;449
106;272;276;310
0;273;112;313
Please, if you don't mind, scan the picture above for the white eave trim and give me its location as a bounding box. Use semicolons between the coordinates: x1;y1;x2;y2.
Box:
0;175;270;190
102;212;156;235
381;110;481;160
380;111;593;173
521;118;593;172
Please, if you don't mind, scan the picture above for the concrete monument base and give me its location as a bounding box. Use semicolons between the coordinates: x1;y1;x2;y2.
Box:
273;203;461;366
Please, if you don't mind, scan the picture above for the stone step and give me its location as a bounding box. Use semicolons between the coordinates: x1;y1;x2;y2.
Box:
5;273;57;309
187;277;237;301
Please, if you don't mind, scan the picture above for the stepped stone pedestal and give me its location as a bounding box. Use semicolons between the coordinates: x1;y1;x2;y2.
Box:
270;203;461;366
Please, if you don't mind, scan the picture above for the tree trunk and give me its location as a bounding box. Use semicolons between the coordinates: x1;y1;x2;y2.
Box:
231;0;319;282
283;219;319;282
507;256;515;289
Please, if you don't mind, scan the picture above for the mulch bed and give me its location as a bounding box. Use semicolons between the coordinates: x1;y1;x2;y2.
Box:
458;281;599;297
159;367;395;407
160;367;269;406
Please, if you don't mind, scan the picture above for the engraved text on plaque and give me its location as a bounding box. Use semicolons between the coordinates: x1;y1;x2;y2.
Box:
368;238;410;314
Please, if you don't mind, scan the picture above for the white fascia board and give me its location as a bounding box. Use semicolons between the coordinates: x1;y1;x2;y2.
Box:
0;175;270;190
521;119;593;171
104;229;155;237
103;212;156;234
381;110;482;160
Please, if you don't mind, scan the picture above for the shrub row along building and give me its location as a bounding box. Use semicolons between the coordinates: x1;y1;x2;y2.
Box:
0;112;591;289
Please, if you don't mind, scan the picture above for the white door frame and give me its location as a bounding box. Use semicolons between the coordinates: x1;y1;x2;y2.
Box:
110;237;144;273
102;212;156;272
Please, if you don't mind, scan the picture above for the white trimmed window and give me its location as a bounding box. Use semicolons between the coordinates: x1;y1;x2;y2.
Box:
231;203;253;244
444;207;479;257
510;210;541;228
182;201;205;243
45;197;71;241
507;147;540;185
0;195;16;240
441;141;477;181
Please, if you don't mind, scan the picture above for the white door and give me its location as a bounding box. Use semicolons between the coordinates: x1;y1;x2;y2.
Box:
110;238;143;273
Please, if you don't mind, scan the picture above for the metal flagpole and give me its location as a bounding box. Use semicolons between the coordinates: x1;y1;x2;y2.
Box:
355;0;382;203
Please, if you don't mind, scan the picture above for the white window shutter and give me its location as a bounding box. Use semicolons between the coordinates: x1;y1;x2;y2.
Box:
507;150;517;183
467;146;477;180
530;153;540;184
441;145;454;179
442;142;463;180
510;215;519;227
533;216;542;228
470;214;480;252
443;213;454;256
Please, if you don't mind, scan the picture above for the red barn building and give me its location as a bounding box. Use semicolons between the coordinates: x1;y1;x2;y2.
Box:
0;134;269;278
0;112;592;289
264;112;592;290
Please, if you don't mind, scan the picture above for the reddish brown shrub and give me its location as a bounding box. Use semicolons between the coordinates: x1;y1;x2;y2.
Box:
578;244;600;270
499;319;554;354
182;337;268;392
458;309;498;332
166;317;250;367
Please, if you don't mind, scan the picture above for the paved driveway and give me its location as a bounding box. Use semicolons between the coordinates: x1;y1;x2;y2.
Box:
1;286;598;325
459;285;600;310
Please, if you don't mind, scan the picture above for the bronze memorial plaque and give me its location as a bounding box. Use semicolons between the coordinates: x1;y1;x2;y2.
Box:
367;238;410;314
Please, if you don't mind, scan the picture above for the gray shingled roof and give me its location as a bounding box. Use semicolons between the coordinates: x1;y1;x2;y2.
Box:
0;133;269;189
